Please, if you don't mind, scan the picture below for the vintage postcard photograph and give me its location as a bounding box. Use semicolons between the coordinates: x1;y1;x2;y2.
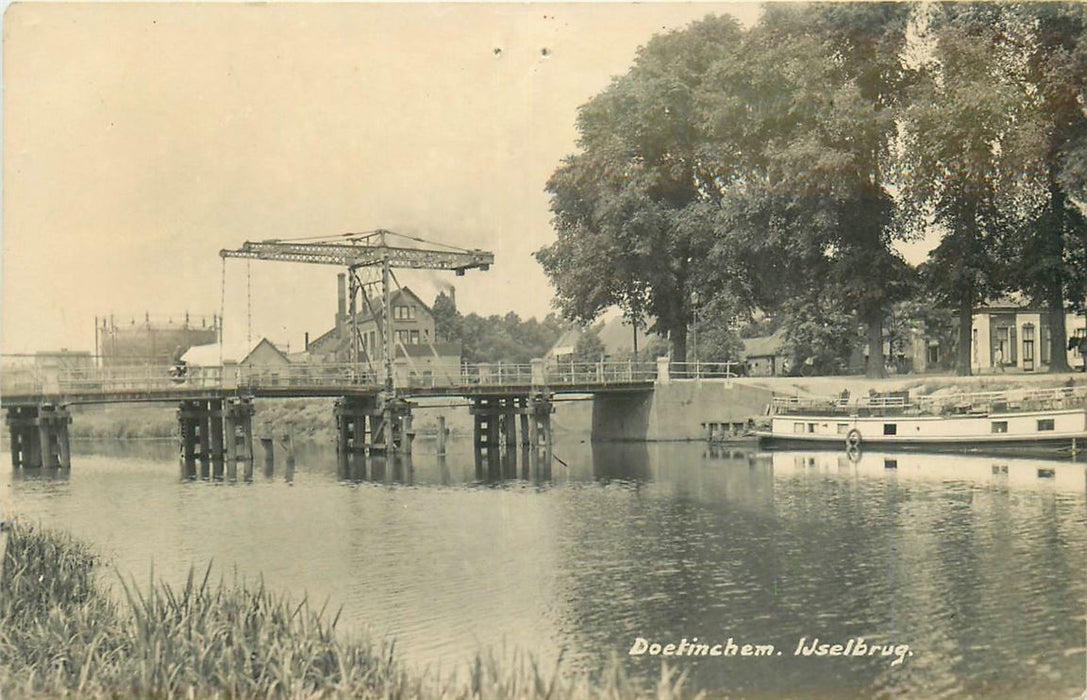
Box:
2;2;1086;697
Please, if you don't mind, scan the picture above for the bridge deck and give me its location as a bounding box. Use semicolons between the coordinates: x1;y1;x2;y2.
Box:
0;382;656;407
0;360;701;407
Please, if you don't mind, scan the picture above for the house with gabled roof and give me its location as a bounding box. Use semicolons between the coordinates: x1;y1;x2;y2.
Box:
182;337;292;385
742;329;788;376
305;285;462;385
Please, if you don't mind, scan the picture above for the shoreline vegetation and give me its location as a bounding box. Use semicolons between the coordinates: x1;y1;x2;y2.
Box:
0;521;688;699
68;373;1084;443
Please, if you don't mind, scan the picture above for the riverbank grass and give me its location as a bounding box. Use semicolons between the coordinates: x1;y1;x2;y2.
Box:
0;522;692;698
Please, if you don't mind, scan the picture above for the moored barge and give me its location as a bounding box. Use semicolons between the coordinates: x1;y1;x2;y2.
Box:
756;385;1087;458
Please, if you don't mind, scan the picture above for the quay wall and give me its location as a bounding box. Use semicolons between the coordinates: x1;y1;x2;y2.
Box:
592;381;773;441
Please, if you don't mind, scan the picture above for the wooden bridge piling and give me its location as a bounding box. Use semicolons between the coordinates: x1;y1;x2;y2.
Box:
209;400;225;479
436;415;447;456
197;402;213;479
7;405;71;470
468;393;553;482
180;397;253;482
335;396;374;478
178;401;198;478
261;436;275;475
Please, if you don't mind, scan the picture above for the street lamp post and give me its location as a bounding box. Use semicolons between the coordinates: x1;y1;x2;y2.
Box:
690;291;700;379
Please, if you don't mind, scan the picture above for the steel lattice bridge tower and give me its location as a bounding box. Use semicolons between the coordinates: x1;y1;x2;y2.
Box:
220;229;494;393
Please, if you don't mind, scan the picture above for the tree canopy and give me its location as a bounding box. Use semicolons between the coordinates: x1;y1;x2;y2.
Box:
431;292;572;364
537;3;1087;376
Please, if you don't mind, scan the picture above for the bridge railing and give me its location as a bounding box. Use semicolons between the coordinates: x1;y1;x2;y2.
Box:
458;363;534;386
669;362;742;379
544;360;658;385
0;363;387;395
0;359;663;397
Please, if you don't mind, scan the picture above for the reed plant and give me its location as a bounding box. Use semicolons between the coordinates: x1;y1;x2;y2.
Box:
1;521;695;699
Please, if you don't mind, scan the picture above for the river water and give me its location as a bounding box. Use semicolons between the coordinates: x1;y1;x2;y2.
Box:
4;437;1085;698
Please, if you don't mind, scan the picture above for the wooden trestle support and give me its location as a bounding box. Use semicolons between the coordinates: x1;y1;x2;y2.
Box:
334;394;415;481
6;404;72;470
177;398;255;480
470;392;553;481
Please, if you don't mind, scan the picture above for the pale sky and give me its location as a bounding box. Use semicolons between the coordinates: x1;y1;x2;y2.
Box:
3;2;764;355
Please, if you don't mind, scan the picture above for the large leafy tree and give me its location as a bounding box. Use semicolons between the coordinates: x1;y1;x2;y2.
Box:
699;3;915;377
898;3;1026;375
537;15;745;362
1001;3;1087;370
540;8;915;378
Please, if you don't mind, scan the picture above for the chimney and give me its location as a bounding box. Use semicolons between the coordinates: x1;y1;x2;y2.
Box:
337;273;347;325
304;331;310;351
448;284;456;311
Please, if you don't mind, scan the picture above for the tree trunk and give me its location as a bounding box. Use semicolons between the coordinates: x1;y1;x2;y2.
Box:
670;325;688;376
865;315;886;379
1049;294;1071;372
956;295;973;376
1047;180;1071;372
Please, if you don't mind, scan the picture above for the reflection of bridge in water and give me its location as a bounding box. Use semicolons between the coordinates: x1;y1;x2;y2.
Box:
3;358;744;478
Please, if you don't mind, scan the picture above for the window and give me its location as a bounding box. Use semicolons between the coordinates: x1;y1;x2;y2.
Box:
1022;323;1035;363
793;422;805;434
1037;419;1055;431
883;424;897;436
807;423;816;434
991;421;1008;433
409;330;420;345
837;423;851;434
396;330;411;343
926;342;940;366
884;459;898;470
394;305;416;320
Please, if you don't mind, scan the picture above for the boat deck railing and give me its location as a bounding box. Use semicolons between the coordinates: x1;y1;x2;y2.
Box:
771;385;1087;417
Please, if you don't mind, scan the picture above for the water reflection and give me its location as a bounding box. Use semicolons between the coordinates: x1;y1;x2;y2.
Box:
591;441;650;483
10;465;71;482
5;440;1084;698
766;448;1086;491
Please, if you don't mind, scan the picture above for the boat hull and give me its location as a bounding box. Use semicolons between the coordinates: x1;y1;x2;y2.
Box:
757;406;1087;459
756;433;1084;458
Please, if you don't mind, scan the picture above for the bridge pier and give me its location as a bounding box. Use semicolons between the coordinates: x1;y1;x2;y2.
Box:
6;405;71;470
179;398;253;480
224;398;255;480
470;393;552;481
372;395;413;456
526;392;553;480
335;396;372;479
335;395;412;479
470;396;503;477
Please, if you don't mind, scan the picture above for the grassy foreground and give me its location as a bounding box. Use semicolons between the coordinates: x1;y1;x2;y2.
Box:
0;522;691;699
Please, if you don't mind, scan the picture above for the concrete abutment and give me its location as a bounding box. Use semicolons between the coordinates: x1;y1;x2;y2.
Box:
591;382;772;441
